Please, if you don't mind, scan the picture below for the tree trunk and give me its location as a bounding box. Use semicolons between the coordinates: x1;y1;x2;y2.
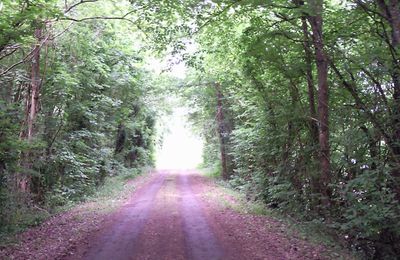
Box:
301;16;319;147
360;126;379;171
25;29;42;140
115;123;126;154
307;0;331;201
376;0;400;195
283;81;301;162
215;83;229;180
18;28;42;193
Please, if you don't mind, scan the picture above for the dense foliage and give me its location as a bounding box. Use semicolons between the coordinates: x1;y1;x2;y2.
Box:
179;1;400;258
1;0;400;259
0;0;163;234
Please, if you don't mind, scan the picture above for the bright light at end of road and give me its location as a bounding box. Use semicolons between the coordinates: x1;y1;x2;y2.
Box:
156;107;203;170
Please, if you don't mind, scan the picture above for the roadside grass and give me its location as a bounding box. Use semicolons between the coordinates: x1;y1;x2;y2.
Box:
0;208;50;248
0;167;151;248
201;169;359;260
201;166;221;179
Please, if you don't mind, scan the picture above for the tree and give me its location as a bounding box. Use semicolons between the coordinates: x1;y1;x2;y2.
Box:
306;0;331;202
0;0;166;231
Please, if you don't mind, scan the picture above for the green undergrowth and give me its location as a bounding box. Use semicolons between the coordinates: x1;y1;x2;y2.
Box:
0;205;50;247
0;167;151;248
57;168;146;213
201;168;359;260
201;165;223;179
57;177;130;215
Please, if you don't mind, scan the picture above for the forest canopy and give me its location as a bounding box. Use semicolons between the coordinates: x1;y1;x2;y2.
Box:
1;0;400;258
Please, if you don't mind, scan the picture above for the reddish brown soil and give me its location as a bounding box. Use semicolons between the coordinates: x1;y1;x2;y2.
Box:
1;170;347;260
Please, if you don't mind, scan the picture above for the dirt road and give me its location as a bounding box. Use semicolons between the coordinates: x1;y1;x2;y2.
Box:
67;170;330;260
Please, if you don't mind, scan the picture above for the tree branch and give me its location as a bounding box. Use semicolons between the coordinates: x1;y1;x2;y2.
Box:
0;34;50;77
62;9;138;24
195;1;242;34
355;0;388;21
64;0;99;13
0;45;20;61
330;61;395;157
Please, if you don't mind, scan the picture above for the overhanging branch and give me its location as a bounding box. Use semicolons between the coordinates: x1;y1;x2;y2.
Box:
62;9;138;25
64;0;99;13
